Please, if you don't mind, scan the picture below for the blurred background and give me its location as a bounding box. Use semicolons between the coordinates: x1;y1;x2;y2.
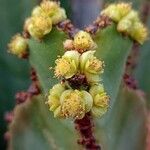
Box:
0;0;149;149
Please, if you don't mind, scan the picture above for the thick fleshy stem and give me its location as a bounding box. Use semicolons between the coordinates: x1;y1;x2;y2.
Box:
124;1;150;89
74;112;101;150
4;68;41;143
15;68;40;104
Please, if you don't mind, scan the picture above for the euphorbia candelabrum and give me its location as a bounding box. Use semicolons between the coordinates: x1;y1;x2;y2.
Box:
6;1;149;150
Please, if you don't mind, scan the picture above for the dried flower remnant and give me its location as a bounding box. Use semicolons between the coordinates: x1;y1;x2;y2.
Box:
8;34;28;58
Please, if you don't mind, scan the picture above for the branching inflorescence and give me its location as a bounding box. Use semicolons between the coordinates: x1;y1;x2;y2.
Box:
7;1;148;150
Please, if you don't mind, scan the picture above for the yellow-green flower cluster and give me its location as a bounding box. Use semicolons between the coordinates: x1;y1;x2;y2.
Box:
63;31;97;53
101;2;148;44
48;31;109;119
54;50;103;84
8;34;28;58
25;0;67;39
47;83;109;119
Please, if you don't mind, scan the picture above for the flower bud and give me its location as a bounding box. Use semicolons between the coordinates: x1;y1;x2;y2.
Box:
80;51;104;84
54;50;80;79
8;34;28;58
63;39;74;50
60;89;93;119
73;31;96;53
27;15;52;39
89;84;109;117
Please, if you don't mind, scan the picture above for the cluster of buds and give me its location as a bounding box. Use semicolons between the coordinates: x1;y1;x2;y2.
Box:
101;2;148;44
8;34;28;58
47;30;109;120
24;0;67;39
63;31;97;53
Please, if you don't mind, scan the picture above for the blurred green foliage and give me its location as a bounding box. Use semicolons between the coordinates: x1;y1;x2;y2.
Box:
0;0;71;149
0;0;37;149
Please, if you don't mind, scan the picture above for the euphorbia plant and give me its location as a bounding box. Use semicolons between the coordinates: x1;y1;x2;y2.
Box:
5;0;149;150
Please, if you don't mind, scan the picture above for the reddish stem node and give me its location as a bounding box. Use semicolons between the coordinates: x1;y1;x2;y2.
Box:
4;112;14;123
85;15;112;35
74;113;101;150
57;19;79;38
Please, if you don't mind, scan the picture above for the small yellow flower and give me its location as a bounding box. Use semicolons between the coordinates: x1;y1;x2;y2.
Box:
116;3;131;20
40;0;60;17
60;89;93;119
117;10;148;44
8;34;28;58
51;8;67;24
101;3;131;22
130;22;148;44
27;15;52;39
40;1;66;24
117;10;139;33
101;4;120;22
54;50;80;79
73;31;96;52
89;84;109;117
47;83;65;117
80;51;104;84
32;6;42;17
